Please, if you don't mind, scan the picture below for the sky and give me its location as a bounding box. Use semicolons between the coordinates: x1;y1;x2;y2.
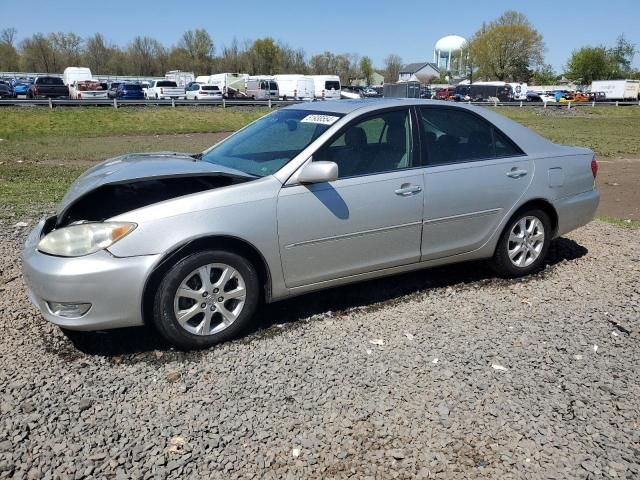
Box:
2;0;639;72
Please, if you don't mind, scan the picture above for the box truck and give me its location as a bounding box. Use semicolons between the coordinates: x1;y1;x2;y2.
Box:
590;80;640;100
64;67;108;100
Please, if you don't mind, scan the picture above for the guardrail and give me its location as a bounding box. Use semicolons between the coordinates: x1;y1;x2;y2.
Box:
0;98;304;108
1;98;639;108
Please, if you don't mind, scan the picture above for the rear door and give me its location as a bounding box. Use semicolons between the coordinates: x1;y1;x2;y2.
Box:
277;108;424;287
418;106;532;260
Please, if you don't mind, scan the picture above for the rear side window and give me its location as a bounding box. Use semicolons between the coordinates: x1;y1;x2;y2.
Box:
419;107;522;166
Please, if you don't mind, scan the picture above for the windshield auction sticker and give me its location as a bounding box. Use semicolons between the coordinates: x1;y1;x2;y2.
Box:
300;114;340;125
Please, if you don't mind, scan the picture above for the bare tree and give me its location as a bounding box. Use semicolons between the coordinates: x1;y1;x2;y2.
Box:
383;54;402;83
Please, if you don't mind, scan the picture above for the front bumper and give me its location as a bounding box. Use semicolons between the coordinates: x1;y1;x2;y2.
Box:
22;221;161;331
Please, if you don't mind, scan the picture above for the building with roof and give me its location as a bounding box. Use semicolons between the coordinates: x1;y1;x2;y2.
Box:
398;63;440;83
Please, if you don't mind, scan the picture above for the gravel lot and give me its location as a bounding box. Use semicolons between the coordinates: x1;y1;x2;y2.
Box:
0;221;638;479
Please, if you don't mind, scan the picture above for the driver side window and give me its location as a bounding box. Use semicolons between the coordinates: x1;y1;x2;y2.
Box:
315;109;413;178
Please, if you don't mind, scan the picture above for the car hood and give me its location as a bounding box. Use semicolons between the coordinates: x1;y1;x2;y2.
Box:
57;152;253;218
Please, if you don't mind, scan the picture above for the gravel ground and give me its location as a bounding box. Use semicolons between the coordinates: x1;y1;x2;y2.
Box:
0;221;638;479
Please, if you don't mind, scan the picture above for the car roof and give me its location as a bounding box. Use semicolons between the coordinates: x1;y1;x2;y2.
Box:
284;98;558;154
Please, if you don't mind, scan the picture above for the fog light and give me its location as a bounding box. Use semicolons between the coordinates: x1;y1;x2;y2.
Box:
47;302;92;318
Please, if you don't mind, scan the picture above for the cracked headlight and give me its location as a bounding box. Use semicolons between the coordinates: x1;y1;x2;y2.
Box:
37;222;136;257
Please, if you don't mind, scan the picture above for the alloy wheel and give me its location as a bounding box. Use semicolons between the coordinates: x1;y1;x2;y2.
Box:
173;263;247;336
507;216;545;268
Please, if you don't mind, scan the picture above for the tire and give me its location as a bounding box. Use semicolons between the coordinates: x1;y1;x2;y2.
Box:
153;250;260;349
490;208;551;278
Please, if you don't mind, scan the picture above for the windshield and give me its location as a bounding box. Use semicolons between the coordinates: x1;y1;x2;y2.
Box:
201;109;343;177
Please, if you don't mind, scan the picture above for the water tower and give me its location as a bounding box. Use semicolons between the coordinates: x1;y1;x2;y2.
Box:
433;35;467;75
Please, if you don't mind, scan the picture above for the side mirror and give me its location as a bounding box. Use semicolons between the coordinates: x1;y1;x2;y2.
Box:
298;160;338;184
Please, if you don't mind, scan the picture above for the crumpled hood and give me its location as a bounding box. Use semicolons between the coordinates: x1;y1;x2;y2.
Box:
57;152;250;217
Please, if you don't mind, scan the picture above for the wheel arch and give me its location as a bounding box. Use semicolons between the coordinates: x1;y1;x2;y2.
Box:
141;235;272;326
498;198;559;250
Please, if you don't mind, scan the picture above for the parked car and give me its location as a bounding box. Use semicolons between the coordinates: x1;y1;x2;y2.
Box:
22;100;600;349
526;91;542;102
10;77;32;97
106;82;122;99
435;87;455;100
0;80;13;98
185;83;223;100
115;83;146;100
147;80;185;99
27;76;69;99
69;80;108;100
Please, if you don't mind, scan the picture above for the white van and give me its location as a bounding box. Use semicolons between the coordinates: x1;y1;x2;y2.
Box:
246;77;279;100
64;67;108;100
273;75;315;100
311;75;341;100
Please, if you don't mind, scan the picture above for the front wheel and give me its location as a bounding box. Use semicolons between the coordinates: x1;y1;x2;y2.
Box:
490;208;551;278
153;250;260;349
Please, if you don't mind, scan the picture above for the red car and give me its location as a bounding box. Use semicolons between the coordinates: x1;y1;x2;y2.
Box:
435;87;455;100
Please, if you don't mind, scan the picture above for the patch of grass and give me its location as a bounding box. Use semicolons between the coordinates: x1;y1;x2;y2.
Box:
0;163;85;221
0;106;268;141
493;106;640;158
596;216;640;229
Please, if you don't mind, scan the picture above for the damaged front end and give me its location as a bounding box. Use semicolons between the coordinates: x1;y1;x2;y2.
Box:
45;152;257;234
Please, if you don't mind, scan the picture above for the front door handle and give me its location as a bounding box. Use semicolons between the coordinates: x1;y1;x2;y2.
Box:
395;184;422;196
506;168;528;178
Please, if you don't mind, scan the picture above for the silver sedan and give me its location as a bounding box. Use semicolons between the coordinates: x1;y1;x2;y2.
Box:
23;99;600;349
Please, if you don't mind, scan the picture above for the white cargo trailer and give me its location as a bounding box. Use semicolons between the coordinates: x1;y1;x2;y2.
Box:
273;75;314;100
165;70;195;87
207;73;249;98
590;80;640;100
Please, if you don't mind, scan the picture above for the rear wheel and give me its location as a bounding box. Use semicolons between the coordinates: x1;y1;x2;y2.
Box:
491;208;551;278
153;251;259;349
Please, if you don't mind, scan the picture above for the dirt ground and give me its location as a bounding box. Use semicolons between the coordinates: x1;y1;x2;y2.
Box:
596;158;640;220
23;132;640;221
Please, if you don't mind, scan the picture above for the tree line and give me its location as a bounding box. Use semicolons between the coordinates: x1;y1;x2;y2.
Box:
0;27;404;85
1;13;637;85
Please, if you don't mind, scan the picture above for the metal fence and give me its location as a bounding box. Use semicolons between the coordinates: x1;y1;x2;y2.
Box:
1;98;640;109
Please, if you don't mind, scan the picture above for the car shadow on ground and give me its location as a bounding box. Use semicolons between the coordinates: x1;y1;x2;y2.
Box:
61;237;587;359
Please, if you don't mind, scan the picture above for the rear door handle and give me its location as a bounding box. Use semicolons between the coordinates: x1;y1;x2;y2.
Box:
506;169;528;178
395;184;422;196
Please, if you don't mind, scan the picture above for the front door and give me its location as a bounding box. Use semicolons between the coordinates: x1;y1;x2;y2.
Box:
277;108;424;288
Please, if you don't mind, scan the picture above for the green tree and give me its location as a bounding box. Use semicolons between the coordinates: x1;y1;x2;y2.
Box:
247;38;281;74
359;56;373;85
531;63;557;85
20;33;57;72
565;47;615;83
383;54;402;83
469;11;544;81
172;29;214;74
0;28;20;71
608;35;636;74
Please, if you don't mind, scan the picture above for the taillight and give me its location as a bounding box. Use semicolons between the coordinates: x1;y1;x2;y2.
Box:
77;93;82;99
160;88;164;94
591;156;598;178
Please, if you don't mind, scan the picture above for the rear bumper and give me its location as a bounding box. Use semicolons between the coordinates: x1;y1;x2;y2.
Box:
554;188;600;237
22;221;160;331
